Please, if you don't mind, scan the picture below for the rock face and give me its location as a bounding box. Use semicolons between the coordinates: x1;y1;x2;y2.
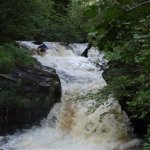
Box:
0;63;61;135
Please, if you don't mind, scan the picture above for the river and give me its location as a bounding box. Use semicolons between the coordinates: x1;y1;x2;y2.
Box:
0;42;140;150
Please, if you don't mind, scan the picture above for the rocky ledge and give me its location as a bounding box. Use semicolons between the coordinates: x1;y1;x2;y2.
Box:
0;63;61;135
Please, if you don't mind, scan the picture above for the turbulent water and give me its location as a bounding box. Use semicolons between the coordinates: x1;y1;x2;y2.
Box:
0;42;140;150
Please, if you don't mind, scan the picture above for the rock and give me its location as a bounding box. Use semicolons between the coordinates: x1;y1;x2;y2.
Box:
81;43;92;57
0;63;61;135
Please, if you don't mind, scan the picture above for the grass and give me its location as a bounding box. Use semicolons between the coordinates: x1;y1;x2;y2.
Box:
0;43;35;73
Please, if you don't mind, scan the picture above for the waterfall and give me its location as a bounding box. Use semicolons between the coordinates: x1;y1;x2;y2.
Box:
0;42;141;150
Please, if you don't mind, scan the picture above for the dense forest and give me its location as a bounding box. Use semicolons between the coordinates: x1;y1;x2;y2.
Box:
0;0;150;149
0;0;87;43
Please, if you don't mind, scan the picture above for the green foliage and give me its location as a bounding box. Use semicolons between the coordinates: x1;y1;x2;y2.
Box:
43;1;88;43
144;125;150;150
0;0;40;42
0;55;14;73
127;88;150;119
0;0;87;43
0;44;35;73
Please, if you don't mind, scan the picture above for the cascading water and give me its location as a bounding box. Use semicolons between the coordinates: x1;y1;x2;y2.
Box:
0;42;141;150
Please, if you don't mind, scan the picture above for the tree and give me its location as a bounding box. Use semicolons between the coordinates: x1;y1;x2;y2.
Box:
0;0;38;42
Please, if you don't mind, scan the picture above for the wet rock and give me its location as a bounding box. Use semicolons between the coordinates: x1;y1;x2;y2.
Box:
81;43;92;57
0;63;61;135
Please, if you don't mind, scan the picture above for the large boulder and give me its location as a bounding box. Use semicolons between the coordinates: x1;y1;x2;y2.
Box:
0;63;61;135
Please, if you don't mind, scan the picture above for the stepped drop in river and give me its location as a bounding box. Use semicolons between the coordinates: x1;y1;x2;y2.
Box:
0;42;141;150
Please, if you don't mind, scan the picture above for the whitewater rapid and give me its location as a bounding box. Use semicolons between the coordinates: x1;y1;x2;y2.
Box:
0;42;140;150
